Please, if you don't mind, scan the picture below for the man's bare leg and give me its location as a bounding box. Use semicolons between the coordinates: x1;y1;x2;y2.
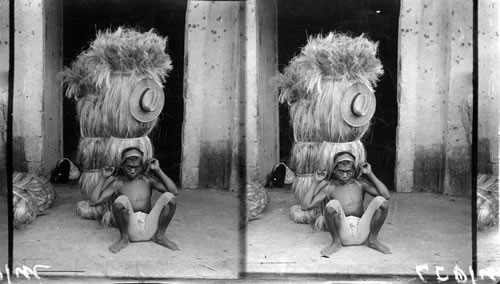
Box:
152;197;179;250
321;207;342;257
365;201;391;254
109;203;130;253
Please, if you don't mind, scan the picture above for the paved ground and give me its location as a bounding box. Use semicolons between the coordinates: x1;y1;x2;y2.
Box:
477;225;500;275
6;185;500;283
12;183;240;280
246;189;473;277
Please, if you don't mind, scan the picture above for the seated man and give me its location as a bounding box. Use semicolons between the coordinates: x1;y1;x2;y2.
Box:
90;147;179;253
302;151;391;256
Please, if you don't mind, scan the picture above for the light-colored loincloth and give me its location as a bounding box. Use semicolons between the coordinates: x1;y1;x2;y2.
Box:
114;192;175;242
135;212;148;233
325;196;386;245
345;216;360;237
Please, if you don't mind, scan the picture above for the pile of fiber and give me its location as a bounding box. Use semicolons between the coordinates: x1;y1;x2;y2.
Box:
245;182;270;222
477;173;499;230
275;32;383;227
60;27;172;225
13;172;56;229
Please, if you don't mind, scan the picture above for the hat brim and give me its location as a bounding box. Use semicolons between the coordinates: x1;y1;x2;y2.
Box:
129;79;165;123
340;83;376;127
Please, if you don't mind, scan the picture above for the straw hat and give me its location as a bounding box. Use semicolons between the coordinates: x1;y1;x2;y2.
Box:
129;78;165;123
341;83;376;127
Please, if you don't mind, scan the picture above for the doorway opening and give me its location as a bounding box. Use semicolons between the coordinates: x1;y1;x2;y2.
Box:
277;0;400;189
62;0;187;183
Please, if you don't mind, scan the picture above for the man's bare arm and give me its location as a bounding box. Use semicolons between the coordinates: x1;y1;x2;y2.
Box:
360;163;390;199
89;168;117;206
148;159;178;195
301;171;330;210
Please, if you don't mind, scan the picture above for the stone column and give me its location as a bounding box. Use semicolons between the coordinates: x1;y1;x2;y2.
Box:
396;0;472;196
244;0;279;184
181;0;246;189
181;0;278;190
478;0;500;175
0;0;9;193
443;1;473;196
13;0;63;176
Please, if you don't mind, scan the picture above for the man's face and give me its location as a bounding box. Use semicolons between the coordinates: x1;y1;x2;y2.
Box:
333;162;354;184
122;158;142;180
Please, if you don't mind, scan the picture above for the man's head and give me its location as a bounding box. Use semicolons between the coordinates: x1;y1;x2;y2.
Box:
332;151;356;184
120;147;144;180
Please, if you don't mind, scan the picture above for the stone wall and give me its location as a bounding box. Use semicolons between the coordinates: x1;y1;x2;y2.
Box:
245;0;279;184
181;0;278;190
478;0;500;175
181;1;246;189
396;0;472;196
13;0;63;177
0;0;8;194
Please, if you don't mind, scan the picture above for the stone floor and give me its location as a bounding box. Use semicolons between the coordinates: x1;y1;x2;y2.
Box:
246;189;474;278
5;185;500;283
12;183;240;280
477;225;500;276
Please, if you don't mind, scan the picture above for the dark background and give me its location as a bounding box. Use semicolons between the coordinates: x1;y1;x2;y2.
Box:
63;0;188;183
277;0;400;189
63;0;399;188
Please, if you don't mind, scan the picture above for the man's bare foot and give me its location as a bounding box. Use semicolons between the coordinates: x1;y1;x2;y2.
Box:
152;234;179;250
109;237;129;253
366;238;391;254
320;241;341;257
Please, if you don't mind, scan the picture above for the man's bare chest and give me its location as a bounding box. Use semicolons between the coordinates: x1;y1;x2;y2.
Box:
329;183;364;203
118;178;151;203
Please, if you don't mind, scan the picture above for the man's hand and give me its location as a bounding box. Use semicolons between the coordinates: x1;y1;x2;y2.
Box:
149;158;161;172
314;170;328;182
147;159;178;195
103;167;115;177
361;162;373;176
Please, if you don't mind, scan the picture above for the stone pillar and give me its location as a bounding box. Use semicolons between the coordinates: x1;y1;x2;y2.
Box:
396;0;421;193
13;0;63;176
478;0;500;175
0;0;7;268
396;0;472;196
181;0;278;189
443;1;473;196
181;0;245;189
0;0;9;193
244;0;279;183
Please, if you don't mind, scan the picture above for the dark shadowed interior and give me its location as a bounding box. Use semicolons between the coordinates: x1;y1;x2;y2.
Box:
277;0;400;189
63;0;399;188
63;0;187;183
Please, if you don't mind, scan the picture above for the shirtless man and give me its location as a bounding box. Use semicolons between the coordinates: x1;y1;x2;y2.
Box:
302;151;391;256
90;147;179;253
